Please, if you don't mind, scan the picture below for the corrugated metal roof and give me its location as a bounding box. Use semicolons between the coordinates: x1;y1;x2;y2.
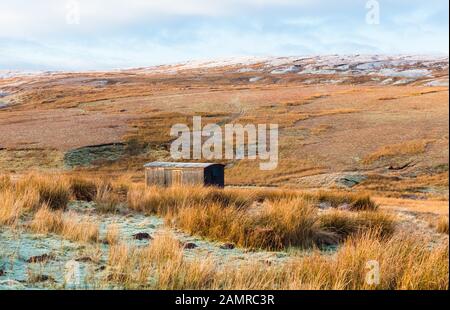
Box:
144;161;224;168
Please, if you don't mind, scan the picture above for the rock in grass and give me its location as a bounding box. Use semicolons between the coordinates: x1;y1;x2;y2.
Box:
29;274;55;283
183;242;198;250
26;254;54;263
96;265;106;271
75;256;94;263
133;232;152;240
220;243;235;250
337;174;367;188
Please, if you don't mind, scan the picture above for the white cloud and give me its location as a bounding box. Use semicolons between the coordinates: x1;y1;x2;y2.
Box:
0;0;447;70
0;0;315;38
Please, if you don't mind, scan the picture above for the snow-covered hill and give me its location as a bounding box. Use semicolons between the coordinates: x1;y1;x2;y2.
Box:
129;54;448;86
1;55;448;87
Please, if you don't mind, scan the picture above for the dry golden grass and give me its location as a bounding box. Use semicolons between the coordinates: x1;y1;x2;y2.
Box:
375;196;449;215
103;232;448;290
0;186;40;226
0;190;23;226
301;190;378;211
107;243;138;284
127;184;254;215
106;233;217;289
30;204;64;234
166;203;250;245
246;198;330;249
363;139;432;164
67;175;130;213
144;233;183;263
0;149;64;172
166;197;393;250
126;184;385;250
319;210;396;241
29;206;99;243
105;224;120;245
225;159;324;186
1;174;389;250
128;184;377;215
363;172;449;201
283;231;449;290
0;174;12;190
15;174;127;214
435;216;449;235
16;174;70;210
0;173;72;227
107;233;187;287
60;212;99;243
2;172;445;290
68;176;98;201
93;181;121;213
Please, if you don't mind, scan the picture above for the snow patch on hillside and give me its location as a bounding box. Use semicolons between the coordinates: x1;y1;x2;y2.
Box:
377;69;431;78
424;79;449;87
271;66;300;74
249;76;262;82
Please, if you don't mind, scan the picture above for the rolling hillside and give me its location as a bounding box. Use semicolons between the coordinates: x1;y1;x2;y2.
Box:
0;55;448;199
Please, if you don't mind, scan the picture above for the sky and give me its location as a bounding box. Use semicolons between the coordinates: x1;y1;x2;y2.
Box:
0;0;448;71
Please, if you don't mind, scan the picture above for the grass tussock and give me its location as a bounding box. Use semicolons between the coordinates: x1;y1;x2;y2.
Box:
435;216;449;235
30;204;64;234
319;210;396;241
105;224;120;245
234;188;378;211
67;176;122;213
0;187;40;226
16;174;70;210
127;185;254;215
246;198;330;249
0;190;23;226
363;139;431;164
166;197;393;250
0;173;71;226
303;191;378;211
68;176;98;201
30;206;99;243
61;212;99;243
94;181;121;213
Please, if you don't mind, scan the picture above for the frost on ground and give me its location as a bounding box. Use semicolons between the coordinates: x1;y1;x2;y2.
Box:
0;202;290;290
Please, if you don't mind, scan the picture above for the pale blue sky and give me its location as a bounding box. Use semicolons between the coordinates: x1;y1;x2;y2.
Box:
0;0;448;71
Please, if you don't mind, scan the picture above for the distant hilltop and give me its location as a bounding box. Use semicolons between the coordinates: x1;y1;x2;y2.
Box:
1;54;448;88
124;54;449;87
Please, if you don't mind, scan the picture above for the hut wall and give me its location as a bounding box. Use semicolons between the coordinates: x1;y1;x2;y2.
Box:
146;167;205;186
145;167;166;186
145;163;224;187
181;169;204;185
